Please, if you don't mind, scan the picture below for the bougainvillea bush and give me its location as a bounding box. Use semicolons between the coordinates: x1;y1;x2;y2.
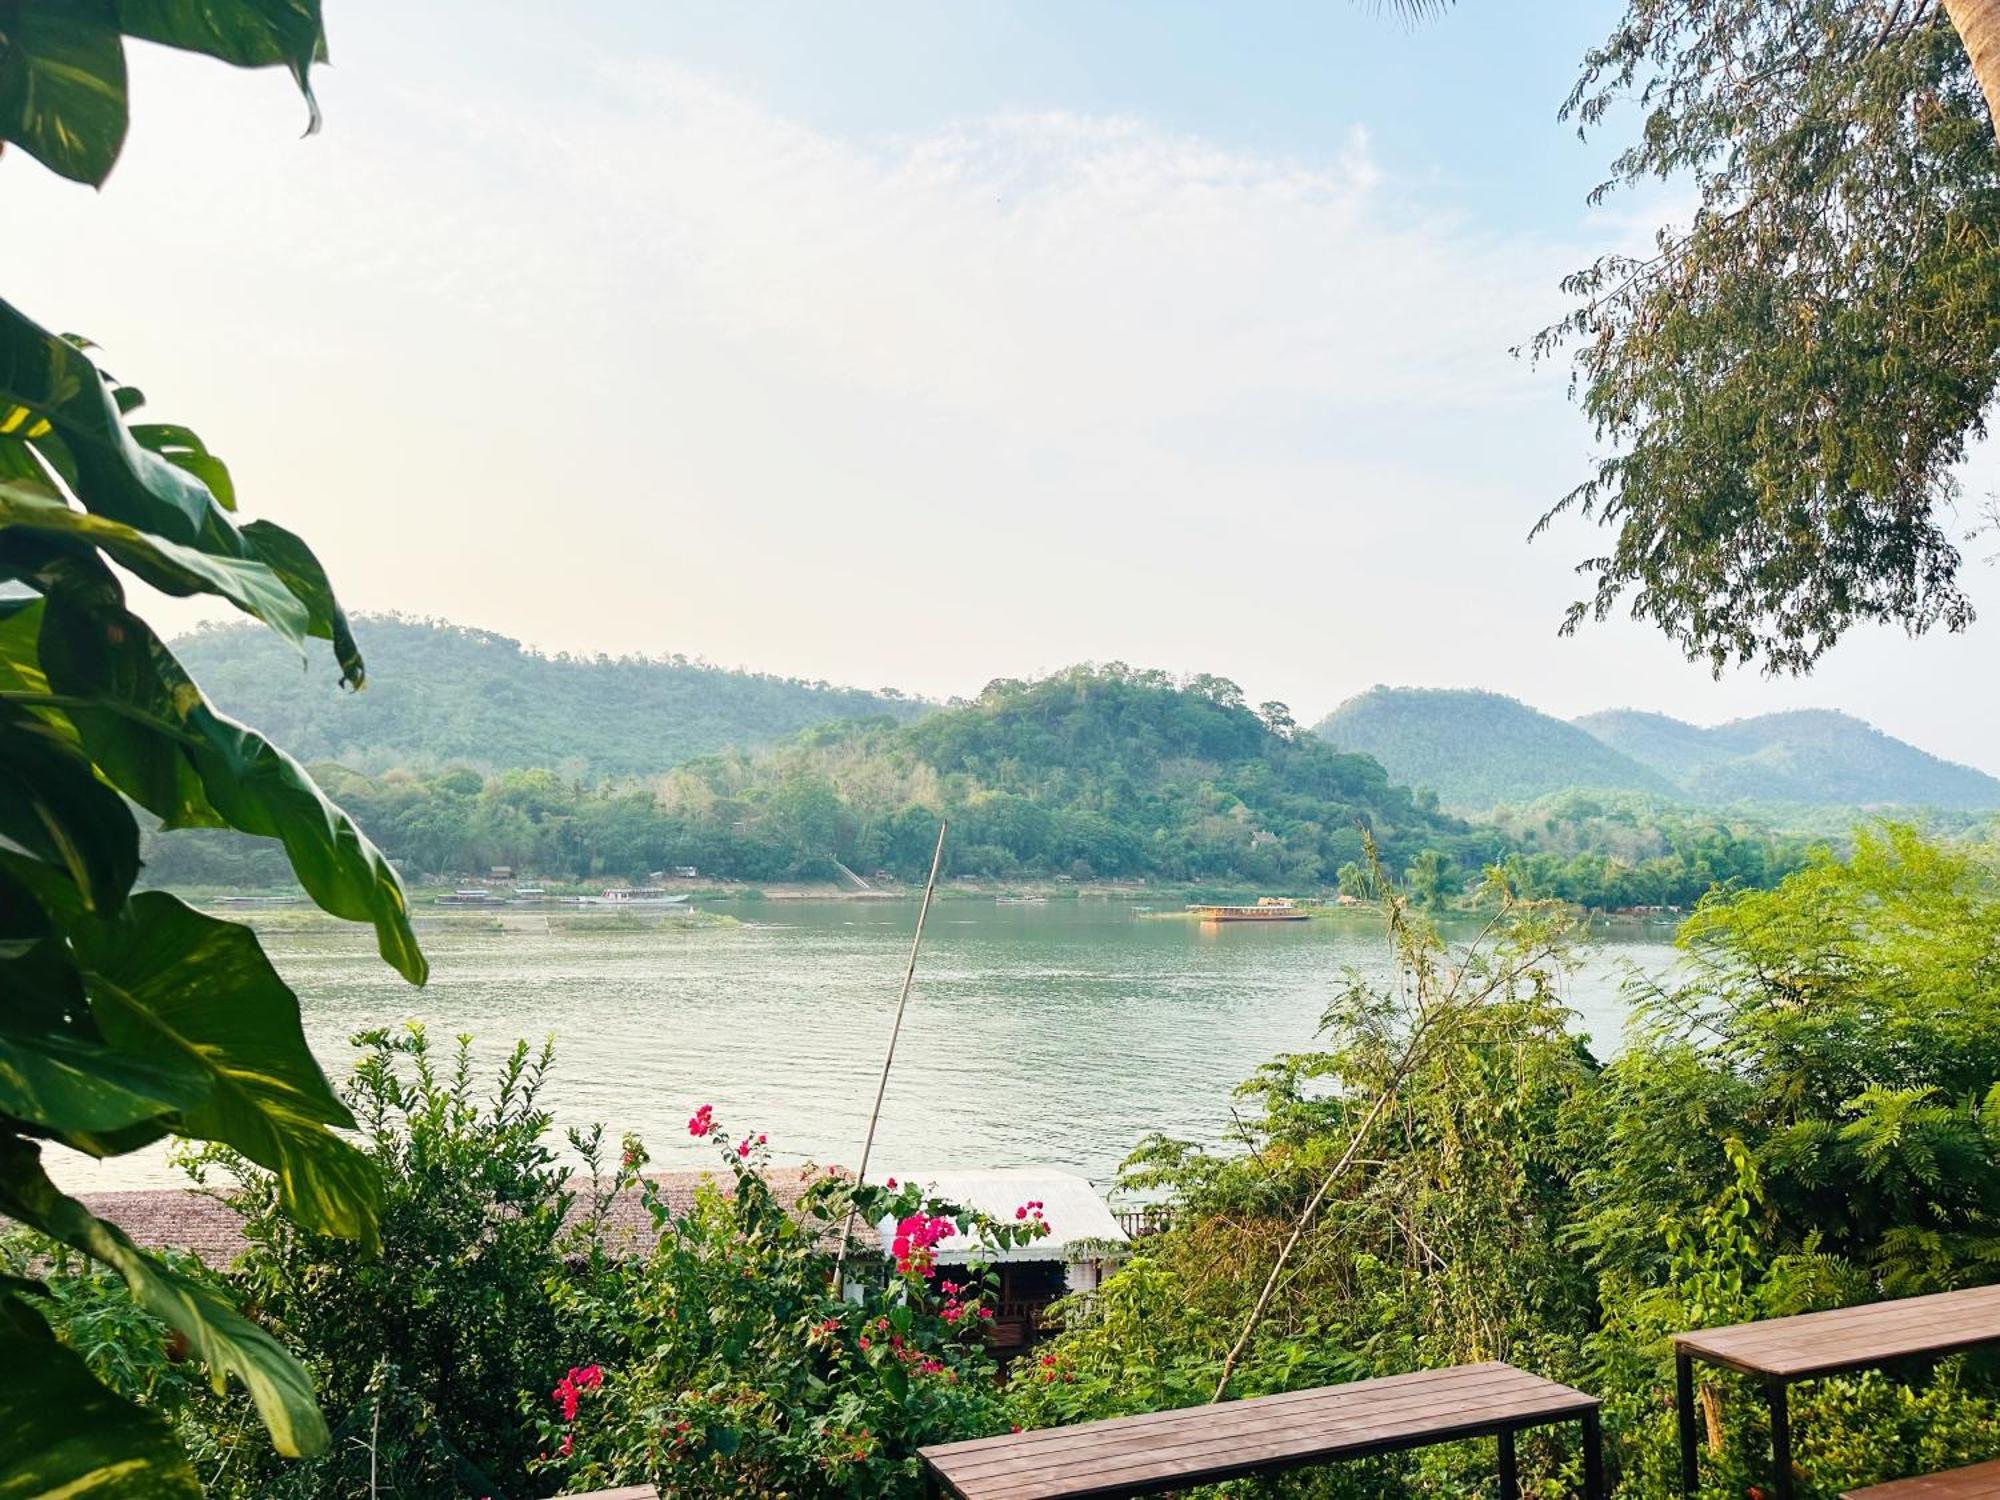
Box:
535;1110;1049;1498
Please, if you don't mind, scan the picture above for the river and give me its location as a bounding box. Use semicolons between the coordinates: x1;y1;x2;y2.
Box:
50;899;1680;1195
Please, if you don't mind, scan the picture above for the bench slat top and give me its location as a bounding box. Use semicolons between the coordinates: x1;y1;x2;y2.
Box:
919;1362;1596;1500
1674;1285;2000;1378
1841;1458;2000;1499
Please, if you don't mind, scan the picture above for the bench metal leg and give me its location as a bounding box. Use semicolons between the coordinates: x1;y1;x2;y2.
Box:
1676;1352;1698;1495
1582;1407;1606;1500
1498;1428;1518;1500
1767;1379;1794;1500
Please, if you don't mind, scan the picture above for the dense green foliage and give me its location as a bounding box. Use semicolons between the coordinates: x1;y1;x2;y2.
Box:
1535;0;2000;673
1487;791;1815;910
177;1027;587;1497
147;664;1502;889
541;1115;1043;1498
0;8;425;1492
173;616;928;778
1580;708;2000;809
1015;830;2000;1494
1314;686;1677;809
13;1039;1043;1499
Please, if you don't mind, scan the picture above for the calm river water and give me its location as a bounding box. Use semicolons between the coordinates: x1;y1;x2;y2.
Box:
51;900;1678;1194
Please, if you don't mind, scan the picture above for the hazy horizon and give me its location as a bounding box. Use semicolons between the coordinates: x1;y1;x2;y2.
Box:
12;2;1997;774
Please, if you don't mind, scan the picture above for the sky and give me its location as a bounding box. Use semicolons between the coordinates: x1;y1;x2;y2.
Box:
7;1;1999;772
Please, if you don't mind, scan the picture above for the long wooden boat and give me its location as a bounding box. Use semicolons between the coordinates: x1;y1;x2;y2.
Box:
1187;899;1310;923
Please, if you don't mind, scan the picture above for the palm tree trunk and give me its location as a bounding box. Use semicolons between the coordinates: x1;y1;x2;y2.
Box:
1946;0;2000;146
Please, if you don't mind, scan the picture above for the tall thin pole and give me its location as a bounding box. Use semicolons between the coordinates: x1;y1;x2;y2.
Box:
834;820;947;1295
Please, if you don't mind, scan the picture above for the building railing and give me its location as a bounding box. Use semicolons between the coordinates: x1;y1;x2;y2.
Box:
1116;1206;1173;1240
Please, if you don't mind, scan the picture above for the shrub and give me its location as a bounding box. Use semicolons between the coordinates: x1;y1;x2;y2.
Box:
537;1110;1047;1498
183;1024;595;1498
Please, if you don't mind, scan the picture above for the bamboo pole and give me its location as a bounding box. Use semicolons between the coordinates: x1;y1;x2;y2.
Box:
833;820;948;1297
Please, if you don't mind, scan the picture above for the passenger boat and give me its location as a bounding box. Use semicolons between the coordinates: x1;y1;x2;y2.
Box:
1186;897;1310;923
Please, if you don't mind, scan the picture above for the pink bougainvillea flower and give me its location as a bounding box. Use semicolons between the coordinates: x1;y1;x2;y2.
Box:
688;1104;715;1138
892;1212;956;1277
737;1137;752;1159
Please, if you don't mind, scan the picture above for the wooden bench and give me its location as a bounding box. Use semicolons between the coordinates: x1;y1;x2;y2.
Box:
919;1361;1605;1499
1675;1285;2000;1500
1842;1459;2000;1498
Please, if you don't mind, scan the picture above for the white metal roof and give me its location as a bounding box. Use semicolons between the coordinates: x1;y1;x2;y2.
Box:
873;1168;1128;1265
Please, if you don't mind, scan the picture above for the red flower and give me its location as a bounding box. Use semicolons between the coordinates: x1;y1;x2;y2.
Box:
688;1104;715;1138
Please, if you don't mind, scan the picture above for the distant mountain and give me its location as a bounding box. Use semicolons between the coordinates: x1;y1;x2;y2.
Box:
172;616;928;779
1577;708;2000;809
292;663;1495;886
1312;687;1676;811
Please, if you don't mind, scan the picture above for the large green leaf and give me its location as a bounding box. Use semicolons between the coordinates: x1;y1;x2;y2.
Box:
0;1;326;189
242;518;363;687
0;306;367;683
0;1138;330;1457
115;0;325;129
9;580;424;980
0;0;129;187
0;939;209;1141
78;891;382;1244
0;701;137;913
0;299;245;551
0;1291;201;1498
130;421;234;511
0;477;309;646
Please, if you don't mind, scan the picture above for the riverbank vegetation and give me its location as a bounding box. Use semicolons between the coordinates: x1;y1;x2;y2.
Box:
142;666;1851;915
16;829;2000;1496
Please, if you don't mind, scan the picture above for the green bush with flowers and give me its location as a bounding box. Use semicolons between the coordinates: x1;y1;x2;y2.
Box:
532;1105;1049;1497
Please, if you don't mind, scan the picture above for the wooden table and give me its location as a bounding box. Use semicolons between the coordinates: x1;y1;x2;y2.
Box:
919;1361;1605;1499
1842;1458;2000;1498
1675;1285;2000;1500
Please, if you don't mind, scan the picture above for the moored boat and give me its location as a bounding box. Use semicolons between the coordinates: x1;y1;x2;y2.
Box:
1186;897;1309;923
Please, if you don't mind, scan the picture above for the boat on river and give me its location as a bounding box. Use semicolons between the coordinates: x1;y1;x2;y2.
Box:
1187;897;1310;924
577;888;691;908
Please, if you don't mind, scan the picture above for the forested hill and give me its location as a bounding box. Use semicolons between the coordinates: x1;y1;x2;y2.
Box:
1577;709;2000;809
1313;687;1676;810
241;665;1496;888
171;616;928;778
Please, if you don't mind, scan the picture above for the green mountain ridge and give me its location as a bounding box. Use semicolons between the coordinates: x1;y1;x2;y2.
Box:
170;615;929;778
1312;687;2000;813
149;663;1497;889
1312;687;1677;810
1577;707;2000;809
